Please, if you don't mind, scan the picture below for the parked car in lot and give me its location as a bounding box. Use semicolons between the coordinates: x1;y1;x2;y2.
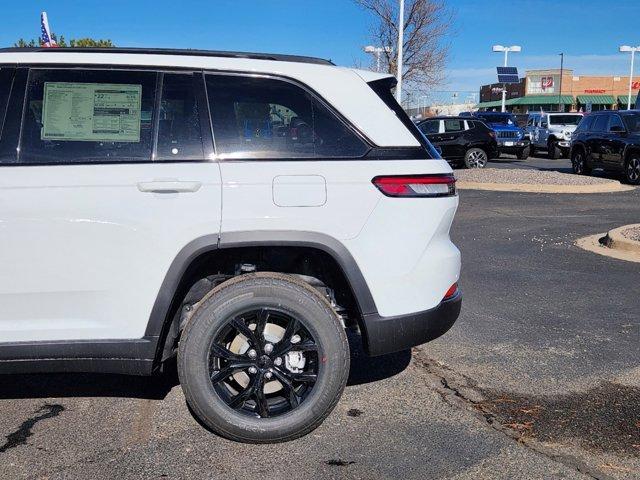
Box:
570;110;640;184
470;111;530;159
526;112;583;159
0;47;461;443
416;116;498;168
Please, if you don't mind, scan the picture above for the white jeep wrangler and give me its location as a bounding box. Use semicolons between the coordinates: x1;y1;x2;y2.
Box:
0;47;461;443
526;112;583;159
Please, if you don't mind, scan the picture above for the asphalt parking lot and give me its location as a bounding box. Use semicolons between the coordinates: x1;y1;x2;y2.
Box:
0;155;638;480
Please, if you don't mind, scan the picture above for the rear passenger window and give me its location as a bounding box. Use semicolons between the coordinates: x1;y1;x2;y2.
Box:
443;119;464;132
0;68;14;139
19;69;157;164
205;74;368;159
156;73;203;160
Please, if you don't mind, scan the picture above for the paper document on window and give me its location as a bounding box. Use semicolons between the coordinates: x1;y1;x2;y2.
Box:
41;82;142;142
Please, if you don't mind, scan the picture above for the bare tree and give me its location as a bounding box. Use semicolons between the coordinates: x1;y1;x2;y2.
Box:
355;0;452;93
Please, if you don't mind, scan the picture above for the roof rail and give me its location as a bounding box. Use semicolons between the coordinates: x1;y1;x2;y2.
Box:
0;47;334;66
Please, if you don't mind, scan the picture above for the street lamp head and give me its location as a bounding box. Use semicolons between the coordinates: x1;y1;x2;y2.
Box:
509;45;522;52
620;45;633;52
492;45;505;52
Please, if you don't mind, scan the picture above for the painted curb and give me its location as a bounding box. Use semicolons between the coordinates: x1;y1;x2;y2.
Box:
576;232;640;264
602;224;640;254
457;181;635;194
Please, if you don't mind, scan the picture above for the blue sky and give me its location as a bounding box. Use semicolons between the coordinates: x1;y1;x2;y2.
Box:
1;0;638;95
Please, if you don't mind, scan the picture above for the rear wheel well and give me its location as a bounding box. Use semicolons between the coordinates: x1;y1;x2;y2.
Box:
154;246;361;368
625;148;640;162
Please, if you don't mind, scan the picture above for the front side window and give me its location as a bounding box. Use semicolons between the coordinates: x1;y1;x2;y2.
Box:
576;115;594;132
0;68;14;140
592;115;608;133
419;120;440;135
549;115;582;126
20;69;157;165
206;74;368;159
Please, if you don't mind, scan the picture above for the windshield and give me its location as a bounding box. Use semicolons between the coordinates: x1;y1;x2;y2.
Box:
475;114;515;125
622;113;640;133
549;115;582;125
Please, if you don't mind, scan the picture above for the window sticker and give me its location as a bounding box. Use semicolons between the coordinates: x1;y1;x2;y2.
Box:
41;82;142;142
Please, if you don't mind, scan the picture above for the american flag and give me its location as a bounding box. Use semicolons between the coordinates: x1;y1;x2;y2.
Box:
40;12;58;47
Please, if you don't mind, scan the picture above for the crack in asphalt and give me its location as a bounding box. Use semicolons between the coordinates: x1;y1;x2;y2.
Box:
412;351;617;480
0;404;65;454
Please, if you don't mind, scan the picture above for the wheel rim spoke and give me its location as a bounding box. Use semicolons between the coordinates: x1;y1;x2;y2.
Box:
254;375;270;418
228;375;257;409
210;361;253;384
254;309;269;342
272;368;300;408
210;343;245;363
230;317;260;350
273;318;300;356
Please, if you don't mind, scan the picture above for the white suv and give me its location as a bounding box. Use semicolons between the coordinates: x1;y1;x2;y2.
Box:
0;47;461;443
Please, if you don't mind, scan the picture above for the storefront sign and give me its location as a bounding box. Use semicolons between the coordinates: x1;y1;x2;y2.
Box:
541;77;554;90
584;89;606;94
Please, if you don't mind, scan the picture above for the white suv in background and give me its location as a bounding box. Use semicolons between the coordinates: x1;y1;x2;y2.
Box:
526;112;583;159
0;47;461;443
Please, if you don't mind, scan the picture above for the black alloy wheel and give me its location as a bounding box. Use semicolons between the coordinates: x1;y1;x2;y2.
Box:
208;308;318;418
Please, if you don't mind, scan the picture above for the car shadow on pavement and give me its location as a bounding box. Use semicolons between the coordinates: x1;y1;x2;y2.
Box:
0;362;180;401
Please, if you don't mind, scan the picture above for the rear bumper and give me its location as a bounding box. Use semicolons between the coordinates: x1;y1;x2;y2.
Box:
361;290;462;356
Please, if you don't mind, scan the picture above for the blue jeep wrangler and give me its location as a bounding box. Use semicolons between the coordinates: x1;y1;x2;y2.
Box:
472;112;530;159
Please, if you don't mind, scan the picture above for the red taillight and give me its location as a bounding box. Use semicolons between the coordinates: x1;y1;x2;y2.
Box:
372;174;456;197
443;283;458;300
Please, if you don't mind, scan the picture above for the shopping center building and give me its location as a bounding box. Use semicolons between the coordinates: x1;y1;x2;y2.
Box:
477;68;639;112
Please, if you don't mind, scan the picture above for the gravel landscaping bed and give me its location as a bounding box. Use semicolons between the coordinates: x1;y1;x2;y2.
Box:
455;168;617;186
621;226;640;242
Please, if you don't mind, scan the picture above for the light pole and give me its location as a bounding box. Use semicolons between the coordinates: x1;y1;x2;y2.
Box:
558;53;564;112
619;45;640;110
364;45;392;72
396;0;405;103
492;44;522;112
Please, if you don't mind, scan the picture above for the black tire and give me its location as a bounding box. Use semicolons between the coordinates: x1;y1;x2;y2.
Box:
529;145;536;157
624;154;640;185
548;140;561;159
178;272;349;443
517;146;530;160
571;148;591;176
464;148;488;168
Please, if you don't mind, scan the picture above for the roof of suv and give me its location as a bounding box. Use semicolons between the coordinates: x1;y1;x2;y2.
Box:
0;47;334;66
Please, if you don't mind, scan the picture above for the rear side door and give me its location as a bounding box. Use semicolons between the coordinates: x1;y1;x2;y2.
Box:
587;114;608;165
0;67;222;342
602;114;627;169
439;119;467;159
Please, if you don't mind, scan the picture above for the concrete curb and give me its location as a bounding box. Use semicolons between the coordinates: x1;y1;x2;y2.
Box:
457;181;635;194
601;224;640;254
576;232;640;264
